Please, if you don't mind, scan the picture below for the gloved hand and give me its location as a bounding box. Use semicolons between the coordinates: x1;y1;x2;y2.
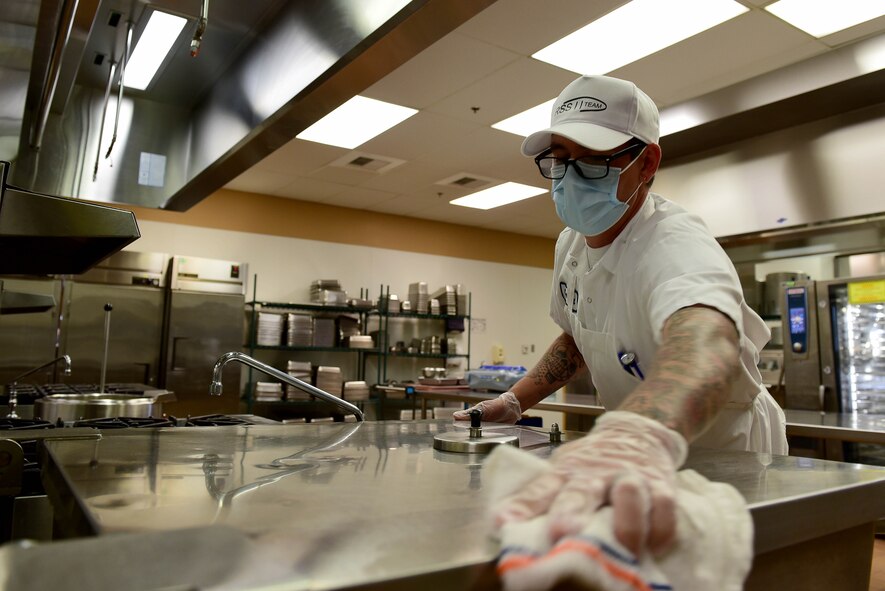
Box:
453;391;521;424
492;410;688;556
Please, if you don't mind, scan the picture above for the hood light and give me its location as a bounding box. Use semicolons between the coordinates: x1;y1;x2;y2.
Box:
123;11;188;91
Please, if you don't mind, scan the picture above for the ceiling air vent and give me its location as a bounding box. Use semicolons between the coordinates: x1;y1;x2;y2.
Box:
329;152;405;174
435;172;499;191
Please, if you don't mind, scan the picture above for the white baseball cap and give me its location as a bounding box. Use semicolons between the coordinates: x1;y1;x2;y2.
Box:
521;75;660;156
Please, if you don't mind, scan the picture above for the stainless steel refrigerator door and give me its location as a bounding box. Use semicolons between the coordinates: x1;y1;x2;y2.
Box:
162;291;243;416
61;282;165;387
0;277;62;383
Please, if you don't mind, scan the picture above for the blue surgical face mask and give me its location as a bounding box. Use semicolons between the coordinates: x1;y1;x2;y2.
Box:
552;149;645;237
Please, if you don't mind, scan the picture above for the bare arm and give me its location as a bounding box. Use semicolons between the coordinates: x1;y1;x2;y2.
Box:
510;331;586;411
618;305;740;442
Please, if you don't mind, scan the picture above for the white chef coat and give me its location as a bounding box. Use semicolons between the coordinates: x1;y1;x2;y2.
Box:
550;193;787;454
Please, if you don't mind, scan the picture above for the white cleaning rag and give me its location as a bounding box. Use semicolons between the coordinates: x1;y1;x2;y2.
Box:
485;445;753;591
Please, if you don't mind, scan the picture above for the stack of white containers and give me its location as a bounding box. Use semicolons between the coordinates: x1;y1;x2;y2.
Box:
315;366;343;396
343;380;369;401
254;381;283;402
256;312;284;346
286;360;312;400
286;313;312;346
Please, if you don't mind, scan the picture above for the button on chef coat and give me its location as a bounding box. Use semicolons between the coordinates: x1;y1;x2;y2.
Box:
550;193;787;453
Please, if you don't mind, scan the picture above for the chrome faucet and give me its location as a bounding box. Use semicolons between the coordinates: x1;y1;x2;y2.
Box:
210;352;365;421
7;355;72;418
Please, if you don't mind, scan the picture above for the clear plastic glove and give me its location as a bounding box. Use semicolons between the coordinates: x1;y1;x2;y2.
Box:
453;391;521;424
492;410;688;556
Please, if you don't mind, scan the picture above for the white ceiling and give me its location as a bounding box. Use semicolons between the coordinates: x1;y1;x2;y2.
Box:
224;0;885;239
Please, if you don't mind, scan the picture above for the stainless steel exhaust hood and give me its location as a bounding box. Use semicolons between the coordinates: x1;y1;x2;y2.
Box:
0;160;139;275
2;0;495;212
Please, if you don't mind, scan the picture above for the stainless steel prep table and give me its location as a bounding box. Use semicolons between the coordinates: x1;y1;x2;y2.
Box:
400;387;885;447
17;421;885;590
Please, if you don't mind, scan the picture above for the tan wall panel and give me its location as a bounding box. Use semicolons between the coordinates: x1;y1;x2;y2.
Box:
122;189;555;269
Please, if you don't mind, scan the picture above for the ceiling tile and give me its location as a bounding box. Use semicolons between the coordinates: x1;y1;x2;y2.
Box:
363;32;521;109
455;0;628;56
426;57;576;125
322;186;399;209
271;176;349;202
253;138;346;175
225;168;296;194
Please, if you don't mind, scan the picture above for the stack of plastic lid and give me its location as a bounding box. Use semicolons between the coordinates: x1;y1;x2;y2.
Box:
408;282;429;314
286;360;312;400
254;381;283;402
311;280;347;305
286;313;312;346
345;335;374;349
430;285;457;314
315;366;343;396
343;380;370;401
312;317;336;347
256;312;284;346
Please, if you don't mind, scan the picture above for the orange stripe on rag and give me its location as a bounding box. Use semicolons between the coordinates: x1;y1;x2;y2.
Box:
497;554;537;575
547;539;653;591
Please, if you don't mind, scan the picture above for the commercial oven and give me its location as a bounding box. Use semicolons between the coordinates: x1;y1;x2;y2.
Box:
783;274;885;461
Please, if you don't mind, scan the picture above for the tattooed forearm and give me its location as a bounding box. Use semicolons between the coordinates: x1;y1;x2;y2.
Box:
618;306;740;441
531;332;585;386
510;332;586;409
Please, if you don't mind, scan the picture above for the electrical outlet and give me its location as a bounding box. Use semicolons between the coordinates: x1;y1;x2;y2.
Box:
521;345;528;354
492;345;505;364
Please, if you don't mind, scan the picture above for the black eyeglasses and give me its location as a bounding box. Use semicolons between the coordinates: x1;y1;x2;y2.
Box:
534;142;646;180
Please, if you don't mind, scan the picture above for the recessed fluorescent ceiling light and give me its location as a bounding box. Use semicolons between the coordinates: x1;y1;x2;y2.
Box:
296;96;418;149
450;182;547;210
765;0;885;38
123;11;187;90
492;99;556;137
532;0;747;75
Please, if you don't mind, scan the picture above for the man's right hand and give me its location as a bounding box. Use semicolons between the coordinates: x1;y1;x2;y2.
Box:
453;391;522;424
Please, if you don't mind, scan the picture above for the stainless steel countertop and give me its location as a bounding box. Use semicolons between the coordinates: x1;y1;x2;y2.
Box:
29;420;885;591
402;387;885;443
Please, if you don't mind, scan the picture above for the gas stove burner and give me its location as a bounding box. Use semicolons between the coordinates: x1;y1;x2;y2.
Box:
72;416;176;430
178;414;253;427
0;418;55;431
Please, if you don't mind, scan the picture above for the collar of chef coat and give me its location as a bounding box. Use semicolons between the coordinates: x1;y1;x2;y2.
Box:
592;193;657;275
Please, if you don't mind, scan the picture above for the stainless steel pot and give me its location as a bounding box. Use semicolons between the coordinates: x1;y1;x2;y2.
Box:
34;393;165;422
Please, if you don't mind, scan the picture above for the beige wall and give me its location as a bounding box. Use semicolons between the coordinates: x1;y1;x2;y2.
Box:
127;189;555;269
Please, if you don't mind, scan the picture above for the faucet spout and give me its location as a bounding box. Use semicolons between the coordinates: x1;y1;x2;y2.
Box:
10;354;72;384
210;352;365;421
